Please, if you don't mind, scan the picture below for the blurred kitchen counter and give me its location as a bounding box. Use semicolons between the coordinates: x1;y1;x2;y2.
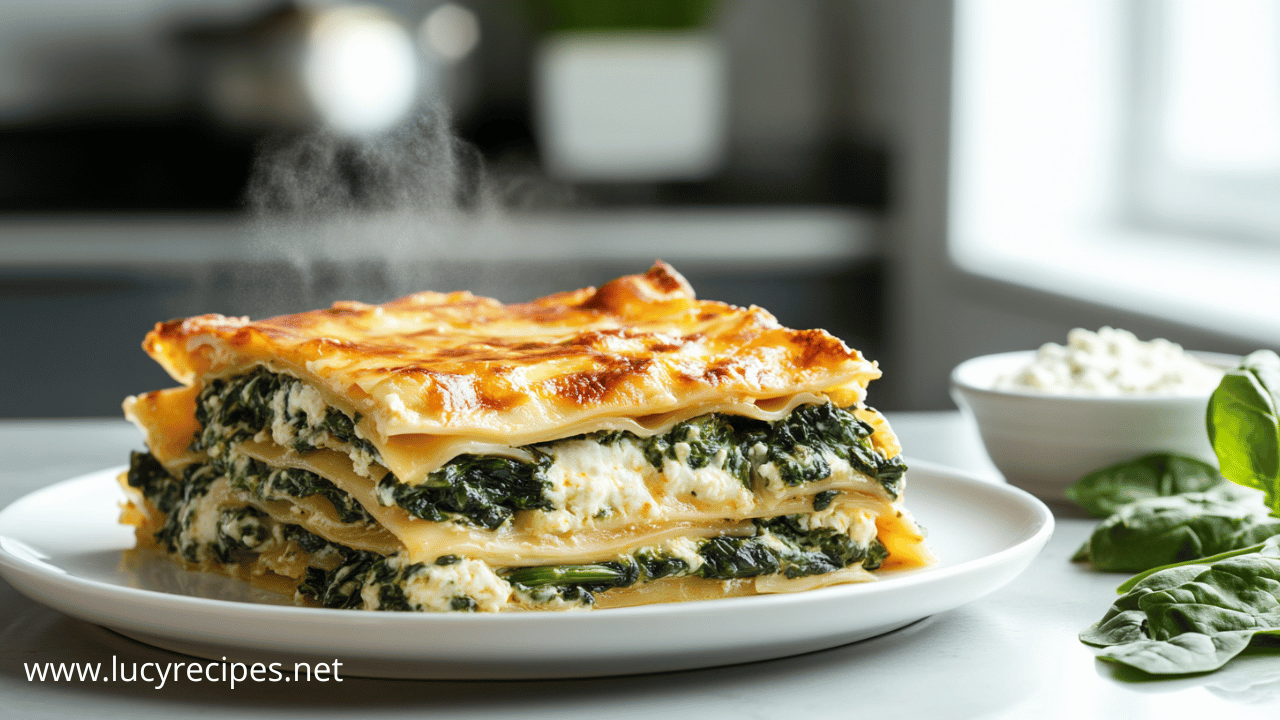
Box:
0;209;886;418
3;413;1279;719
0;208;877;270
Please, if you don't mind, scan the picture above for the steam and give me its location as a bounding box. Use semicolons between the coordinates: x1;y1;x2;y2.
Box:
238;103;528;314
245;105;494;216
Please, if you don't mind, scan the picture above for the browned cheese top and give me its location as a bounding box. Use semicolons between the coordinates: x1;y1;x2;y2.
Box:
142;262;881;441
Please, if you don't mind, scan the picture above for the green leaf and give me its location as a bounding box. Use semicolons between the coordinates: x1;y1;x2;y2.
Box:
1077;490;1280;572
1116;536;1280;593
1080;550;1280;675
1097;631;1261;675
1066;453;1225;518
1208;349;1280;517
1082;565;1211;646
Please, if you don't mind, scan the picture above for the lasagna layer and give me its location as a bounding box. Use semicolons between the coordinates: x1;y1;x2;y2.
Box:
126;389;927;565
121;395;930;609
121;448;905;612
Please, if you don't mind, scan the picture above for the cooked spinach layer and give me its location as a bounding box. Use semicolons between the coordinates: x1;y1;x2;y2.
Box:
754;403;907;496
131;458;268;566
643;414;753;487
292;527;380;609
128;452;375;561
296;514;887;611
191;368;907;530
646;403;905;495
126;456;223;562
128;453;886;611
501;516;888;605
381;401;904;529
375;453;555;530
193;367;378;460
127;450;181;514
223;454;375;525
638;404;904;496
210;506;272;563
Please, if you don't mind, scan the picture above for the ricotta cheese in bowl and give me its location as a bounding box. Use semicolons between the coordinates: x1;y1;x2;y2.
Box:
994;327;1223;396
951;329;1234;501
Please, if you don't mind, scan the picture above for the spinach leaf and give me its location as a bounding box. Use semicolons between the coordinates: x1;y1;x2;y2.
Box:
812;489;839;511
1080;540;1280;675
1208;349;1280;517
696;535;784;579
1075;488;1280;572
504;558;641;592
1066;453;1225;518
1115;540;1277;593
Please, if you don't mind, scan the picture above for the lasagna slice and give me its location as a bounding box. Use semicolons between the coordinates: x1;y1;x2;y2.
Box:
120;262;932;611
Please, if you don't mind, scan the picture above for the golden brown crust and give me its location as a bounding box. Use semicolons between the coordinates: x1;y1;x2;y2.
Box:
142;262;881;441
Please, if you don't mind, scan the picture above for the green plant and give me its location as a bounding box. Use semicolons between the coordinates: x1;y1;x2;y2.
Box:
1078;350;1280;675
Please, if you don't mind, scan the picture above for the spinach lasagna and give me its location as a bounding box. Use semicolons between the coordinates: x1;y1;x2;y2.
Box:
120;262;932;612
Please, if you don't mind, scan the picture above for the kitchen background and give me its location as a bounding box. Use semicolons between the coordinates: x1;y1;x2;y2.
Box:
1;0;1275;418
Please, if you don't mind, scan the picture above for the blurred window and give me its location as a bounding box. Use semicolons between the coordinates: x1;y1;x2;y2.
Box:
1130;0;1280;240
948;0;1280;346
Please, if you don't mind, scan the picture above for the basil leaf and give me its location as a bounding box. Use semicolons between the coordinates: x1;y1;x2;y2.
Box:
1066;453;1225;518
1080;548;1280;675
1208;349;1280;517
1075;489;1280;572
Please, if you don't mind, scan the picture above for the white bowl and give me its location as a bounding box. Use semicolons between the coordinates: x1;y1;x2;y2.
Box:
949;350;1238;501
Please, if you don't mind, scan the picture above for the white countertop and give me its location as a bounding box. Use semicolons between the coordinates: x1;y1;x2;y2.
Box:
2;413;1278;718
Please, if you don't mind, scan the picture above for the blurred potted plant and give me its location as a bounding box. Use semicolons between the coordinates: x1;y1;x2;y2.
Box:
526;0;725;182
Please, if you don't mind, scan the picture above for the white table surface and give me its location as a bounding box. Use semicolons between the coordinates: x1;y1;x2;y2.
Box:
2;413;1279;718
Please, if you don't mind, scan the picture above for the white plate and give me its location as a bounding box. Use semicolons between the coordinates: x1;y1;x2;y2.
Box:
0;460;1052;679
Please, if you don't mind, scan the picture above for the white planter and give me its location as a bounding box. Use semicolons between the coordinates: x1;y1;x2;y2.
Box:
535;32;727;182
